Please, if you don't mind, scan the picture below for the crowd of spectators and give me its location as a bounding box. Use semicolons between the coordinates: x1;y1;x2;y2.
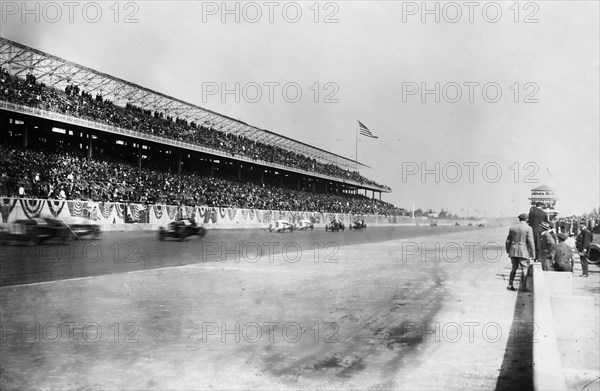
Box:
556;214;600;235
0;68;390;190
0;144;407;216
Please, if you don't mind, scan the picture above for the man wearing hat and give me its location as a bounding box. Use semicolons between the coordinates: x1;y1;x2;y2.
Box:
505;213;535;291
576;220;593;277
551;233;574;272
528;202;549;261
539;221;556;271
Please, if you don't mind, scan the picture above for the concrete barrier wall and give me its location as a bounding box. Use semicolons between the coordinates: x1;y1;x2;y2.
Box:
0;197;471;230
532;264;597;390
532;264;568;390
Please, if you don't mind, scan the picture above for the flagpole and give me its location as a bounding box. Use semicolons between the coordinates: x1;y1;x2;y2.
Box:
355;121;359;164
355;121;360;176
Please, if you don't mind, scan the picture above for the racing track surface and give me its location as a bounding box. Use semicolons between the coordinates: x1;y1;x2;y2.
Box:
2;224;541;390
1;225;481;287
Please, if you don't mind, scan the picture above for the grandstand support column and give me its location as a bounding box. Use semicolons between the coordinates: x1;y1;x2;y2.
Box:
138;143;142;170
210;160;215;176
379;191;381;201
260;169;264;185
177;149;182;176
23;121;29;147
88;135;93;159
238;164;242;180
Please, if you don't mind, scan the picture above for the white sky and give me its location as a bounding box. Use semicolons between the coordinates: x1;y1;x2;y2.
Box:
1;0;599;217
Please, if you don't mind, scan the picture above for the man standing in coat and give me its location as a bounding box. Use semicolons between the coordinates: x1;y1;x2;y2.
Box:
539;221;556;271
576;221;593;277
529;202;549;261
506;213;536;291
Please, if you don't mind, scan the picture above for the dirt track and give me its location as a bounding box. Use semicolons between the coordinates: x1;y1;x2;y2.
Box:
0;225;479;287
0;225;558;390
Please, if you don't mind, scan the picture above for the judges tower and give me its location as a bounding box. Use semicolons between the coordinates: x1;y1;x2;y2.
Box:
529;185;558;220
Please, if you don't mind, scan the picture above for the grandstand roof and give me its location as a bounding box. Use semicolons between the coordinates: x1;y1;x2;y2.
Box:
531;185;554;192
0;37;368;172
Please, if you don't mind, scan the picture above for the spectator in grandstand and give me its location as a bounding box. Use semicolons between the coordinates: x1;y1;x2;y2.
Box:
58;186;67;200
0;172;8;196
0;144;402;216
0;72;393;189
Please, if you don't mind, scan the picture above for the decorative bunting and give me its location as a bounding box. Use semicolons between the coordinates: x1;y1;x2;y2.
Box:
227;208;237;221
0;197;417;228
20;198;44;219
66;200;83;217
1;198;17;223
115;203;127;218
129;204;141;221
185;206;196;220
262;210;272;223
100;202;113;219
154;204;164;219
166;205;178;220
204;207;217;223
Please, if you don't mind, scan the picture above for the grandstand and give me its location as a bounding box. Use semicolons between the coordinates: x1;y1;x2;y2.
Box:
0;37;399;215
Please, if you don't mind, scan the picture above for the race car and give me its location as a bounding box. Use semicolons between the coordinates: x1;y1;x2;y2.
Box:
588;243;600;265
268;220;295;233
296;219;314;231
65;217;101;239
158;219;207;241
349;220;367;230
325;219;345;232
0;217;70;245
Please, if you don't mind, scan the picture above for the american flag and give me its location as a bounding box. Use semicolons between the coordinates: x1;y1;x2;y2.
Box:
358;121;378;138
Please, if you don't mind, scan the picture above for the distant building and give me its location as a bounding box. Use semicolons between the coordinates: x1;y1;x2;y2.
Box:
529;185;558;220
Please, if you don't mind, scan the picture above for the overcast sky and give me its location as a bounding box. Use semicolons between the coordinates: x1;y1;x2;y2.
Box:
2;1;598;217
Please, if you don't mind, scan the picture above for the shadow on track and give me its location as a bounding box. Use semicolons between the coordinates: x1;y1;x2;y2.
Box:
495;287;534;391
